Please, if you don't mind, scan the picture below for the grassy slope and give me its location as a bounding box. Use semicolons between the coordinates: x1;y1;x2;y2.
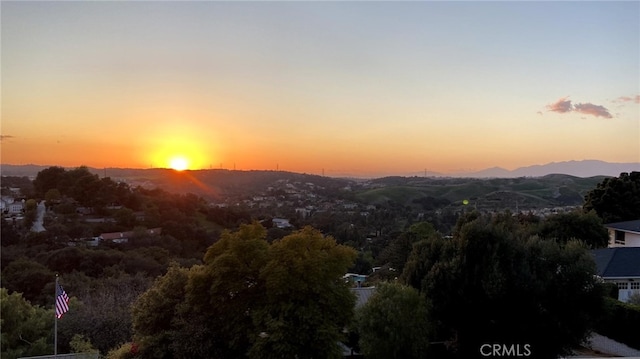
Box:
355;175;606;210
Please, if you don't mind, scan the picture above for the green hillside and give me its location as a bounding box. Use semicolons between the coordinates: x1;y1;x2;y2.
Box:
355;175;606;211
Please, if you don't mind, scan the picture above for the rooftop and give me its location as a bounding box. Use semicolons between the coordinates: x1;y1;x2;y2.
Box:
604;219;640;234
592;247;640;278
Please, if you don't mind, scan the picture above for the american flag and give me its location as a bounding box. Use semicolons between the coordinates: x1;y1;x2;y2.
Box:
56;284;69;319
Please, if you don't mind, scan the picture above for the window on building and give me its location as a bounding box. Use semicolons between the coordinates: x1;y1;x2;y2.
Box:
616;282;629;290
630;282;640;290
614;230;625;245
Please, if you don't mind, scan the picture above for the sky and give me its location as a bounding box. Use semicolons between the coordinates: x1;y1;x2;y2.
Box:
2;1;639;177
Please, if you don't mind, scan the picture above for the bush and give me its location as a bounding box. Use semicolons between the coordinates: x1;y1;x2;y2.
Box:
105;342;136;359
595;297;640;350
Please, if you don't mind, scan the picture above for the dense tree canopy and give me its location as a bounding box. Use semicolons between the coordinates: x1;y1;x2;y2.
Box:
583;171;640;223
356;282;429;359
378;221;439;274
132;264;192;358
1;288;54;359
57;272;150;354
33;166;117;209
32;166;67;198
132;223;357;359
537;210;608;248
402;213;605;358
251;227;357;359
1;258;55;306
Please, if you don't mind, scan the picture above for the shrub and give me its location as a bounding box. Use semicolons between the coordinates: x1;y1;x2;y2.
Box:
595;297;640;350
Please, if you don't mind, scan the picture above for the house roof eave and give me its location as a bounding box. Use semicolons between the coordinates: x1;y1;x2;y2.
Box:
600;276;640;280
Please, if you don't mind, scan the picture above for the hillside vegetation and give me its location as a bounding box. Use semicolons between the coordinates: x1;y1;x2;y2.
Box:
355;175;606;212
3;166;638;358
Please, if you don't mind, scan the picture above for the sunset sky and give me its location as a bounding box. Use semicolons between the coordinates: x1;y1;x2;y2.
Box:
2;1;639;177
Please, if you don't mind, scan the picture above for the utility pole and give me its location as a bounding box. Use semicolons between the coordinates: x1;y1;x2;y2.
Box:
54;274;58;358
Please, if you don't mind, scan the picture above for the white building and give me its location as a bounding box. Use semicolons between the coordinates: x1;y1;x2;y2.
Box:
8;200;24;214
605;220;640;247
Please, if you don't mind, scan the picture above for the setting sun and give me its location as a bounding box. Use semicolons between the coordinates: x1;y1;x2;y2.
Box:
144;124;220;171
169;157;189;171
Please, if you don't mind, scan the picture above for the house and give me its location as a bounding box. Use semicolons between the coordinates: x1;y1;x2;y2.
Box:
272;218;292;229
99;231;132;243
295;207;312;218
343;273;368;288
592;247;640;302
8;200;24;214
605;219;640;247
99;228;162;244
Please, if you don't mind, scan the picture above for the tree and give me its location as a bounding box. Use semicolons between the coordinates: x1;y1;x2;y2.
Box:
69;168;104;208
45;188;62;204
132;264;191;358
1;258;55;306
33;166;123;211
33;166;67;198
537;210;608;248
356;282;429;359
132;223;357;359
1;288;54;359
23;199;38;230
114;207;137;227
402;213;605;358
59;272;150;355
1;176;35;198
25;199;38;212
173;223;271;359
250;226;357;359
1;218;21;246
378;221;438;273
583;171;640;223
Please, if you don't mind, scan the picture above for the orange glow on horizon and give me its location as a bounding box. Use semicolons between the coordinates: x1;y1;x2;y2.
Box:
151;146;208;170
143;120;220;170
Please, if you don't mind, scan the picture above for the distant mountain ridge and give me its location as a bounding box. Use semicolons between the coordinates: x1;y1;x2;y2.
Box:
456;160;640;178
1;160;638;179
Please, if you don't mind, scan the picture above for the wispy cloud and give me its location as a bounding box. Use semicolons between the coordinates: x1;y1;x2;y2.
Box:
613;95;640;104
0;135;15;142
573;103;612;118
547;97;573;113
546;97;612;118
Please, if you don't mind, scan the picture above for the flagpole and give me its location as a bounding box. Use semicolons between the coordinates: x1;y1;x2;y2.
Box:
54;274;58;358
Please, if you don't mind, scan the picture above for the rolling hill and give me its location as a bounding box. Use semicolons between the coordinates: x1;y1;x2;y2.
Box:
355;174;608;211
